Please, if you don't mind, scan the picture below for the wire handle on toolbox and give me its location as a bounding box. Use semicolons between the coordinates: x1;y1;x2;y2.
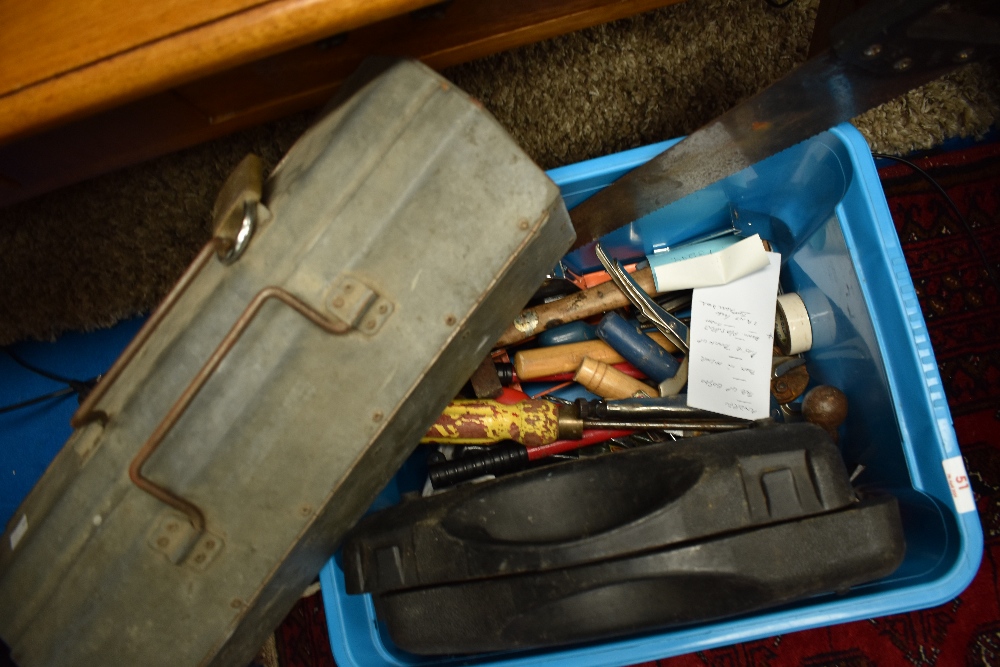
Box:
71;237;362;561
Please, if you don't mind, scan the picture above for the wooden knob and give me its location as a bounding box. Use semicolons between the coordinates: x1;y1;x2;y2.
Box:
802;385;848;440
574;357;655;399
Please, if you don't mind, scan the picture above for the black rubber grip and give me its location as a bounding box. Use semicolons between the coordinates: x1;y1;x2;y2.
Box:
428;442;529;488
495;362;516;385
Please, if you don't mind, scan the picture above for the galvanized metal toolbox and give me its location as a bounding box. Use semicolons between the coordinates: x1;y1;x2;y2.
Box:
0;59;574;667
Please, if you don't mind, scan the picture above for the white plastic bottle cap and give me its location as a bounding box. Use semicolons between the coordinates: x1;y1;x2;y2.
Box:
775;292;813;355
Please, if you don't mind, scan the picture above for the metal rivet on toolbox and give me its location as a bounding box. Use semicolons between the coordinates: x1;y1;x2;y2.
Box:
327;278;377;328
327;278;393;334
445;315;457;326
362;298;393;335
185;533;224;571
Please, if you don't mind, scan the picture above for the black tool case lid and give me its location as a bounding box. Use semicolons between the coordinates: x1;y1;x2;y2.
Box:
372;492;905;655
343;423;859;595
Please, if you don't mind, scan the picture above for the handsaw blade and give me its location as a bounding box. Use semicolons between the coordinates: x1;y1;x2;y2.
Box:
568;49;958;251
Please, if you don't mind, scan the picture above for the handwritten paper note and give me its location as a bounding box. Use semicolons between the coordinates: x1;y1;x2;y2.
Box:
687;252;781;420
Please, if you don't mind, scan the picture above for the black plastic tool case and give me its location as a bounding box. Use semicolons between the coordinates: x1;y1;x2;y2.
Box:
343;423;905;654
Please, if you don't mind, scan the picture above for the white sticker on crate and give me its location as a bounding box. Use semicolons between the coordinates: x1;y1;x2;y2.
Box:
9;514;27;550
943;456;976;514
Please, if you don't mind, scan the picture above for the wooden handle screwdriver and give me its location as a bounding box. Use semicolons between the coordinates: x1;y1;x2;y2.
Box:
514;333;677;381
496;267;659;347
514;339;624;381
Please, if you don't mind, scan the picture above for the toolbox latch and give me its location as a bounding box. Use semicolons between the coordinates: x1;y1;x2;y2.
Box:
326;277;393;335
148;511;224;570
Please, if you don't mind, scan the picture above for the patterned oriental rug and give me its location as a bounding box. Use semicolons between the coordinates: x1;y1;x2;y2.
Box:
259;136;1000;667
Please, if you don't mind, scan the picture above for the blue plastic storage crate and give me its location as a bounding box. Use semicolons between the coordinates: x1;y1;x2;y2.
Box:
318;124;984;666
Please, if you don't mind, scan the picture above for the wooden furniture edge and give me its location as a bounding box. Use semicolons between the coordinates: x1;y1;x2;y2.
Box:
0;0;438;146
0;0;685;208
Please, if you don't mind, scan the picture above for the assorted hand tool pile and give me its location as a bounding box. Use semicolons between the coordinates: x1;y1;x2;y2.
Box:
339;232;907;657
419;239;847;491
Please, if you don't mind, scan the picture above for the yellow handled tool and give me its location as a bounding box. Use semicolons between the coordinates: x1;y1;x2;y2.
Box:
422;399;583;447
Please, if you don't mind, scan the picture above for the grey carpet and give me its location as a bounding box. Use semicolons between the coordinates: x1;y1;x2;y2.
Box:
1;0;997;345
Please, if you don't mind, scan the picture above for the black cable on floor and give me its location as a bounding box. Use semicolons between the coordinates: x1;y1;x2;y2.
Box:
1;348;101;414
0;387;76;415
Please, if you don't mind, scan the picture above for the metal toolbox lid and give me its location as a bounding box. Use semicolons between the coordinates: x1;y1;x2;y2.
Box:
0;59;575;667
